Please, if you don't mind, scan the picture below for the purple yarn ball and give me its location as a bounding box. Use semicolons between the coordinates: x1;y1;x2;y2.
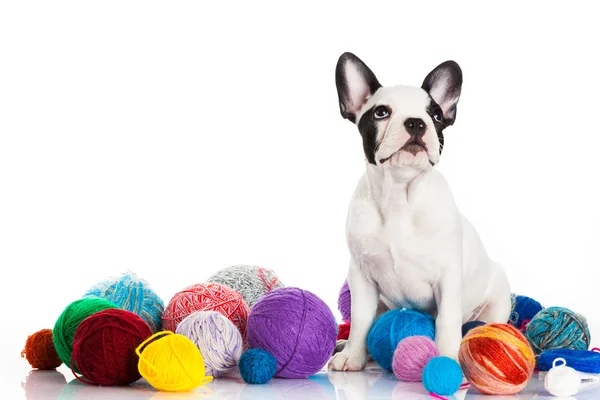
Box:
392;336;439;382
338;280;351;322
247;287;337;378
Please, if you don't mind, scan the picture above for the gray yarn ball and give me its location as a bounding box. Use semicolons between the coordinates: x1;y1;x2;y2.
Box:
207;265;284;308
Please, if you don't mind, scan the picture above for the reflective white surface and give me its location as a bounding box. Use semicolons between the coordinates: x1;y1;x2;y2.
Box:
13;363;600;400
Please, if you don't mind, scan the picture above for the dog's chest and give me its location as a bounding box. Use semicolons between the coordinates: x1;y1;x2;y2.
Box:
347;198;437;312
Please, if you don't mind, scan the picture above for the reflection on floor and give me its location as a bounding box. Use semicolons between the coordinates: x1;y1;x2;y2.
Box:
19;363;600;400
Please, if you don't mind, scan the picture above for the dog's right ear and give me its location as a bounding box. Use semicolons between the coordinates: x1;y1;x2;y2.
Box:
335;52;381;123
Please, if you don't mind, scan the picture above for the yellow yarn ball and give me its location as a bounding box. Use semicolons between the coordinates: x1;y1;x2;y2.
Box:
136;331;213;392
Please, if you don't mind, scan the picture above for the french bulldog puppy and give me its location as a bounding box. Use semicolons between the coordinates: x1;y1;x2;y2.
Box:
328;53;511;371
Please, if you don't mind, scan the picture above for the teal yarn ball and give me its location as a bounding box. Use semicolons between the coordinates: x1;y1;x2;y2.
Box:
83;271;164;333
422;356;462;396
239;348;278;384
367;308;435;371
525;306;591;354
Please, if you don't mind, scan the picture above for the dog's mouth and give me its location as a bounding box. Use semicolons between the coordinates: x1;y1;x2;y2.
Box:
379;138;429;164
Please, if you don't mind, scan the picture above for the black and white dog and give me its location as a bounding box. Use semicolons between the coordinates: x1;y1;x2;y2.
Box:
328;53;511;371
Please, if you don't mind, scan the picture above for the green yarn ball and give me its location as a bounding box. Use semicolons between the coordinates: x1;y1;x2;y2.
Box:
53;297;117;370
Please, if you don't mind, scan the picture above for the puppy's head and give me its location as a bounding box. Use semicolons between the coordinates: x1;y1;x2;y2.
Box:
335;52;462;170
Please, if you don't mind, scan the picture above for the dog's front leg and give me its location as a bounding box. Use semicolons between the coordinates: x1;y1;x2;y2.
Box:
328;262;378;371
434;270;463;361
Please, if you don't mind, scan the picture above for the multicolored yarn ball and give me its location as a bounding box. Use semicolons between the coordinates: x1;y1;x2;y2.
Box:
367;308;435;372
538;348;600;373
459;323;535;395
337;321;350;341
392;336;439;382
53;297;117;369
83;271;164;333
244;287;336;382
175;311;243;377
207;265;284;309
136;331;213;392
21;329;62;370
238;348;278;384
509;294;543;332
162;283;250;339
338;280;351;322
72;309;152;386
525;306;590;354
462;321;486;337
422;356;463;396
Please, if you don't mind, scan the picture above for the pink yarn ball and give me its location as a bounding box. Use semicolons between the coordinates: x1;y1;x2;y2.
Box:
392;336;439;382
162;283;250;341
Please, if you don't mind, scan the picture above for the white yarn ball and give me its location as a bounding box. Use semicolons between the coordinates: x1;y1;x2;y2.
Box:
207;265;284;308
545;358;580;397
175;311;243;377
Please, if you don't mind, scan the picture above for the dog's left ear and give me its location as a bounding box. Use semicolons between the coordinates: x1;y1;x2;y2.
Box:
422;61;462;125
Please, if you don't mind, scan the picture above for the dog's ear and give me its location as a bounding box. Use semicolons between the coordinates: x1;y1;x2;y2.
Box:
336;52;381;123
422;61;462;125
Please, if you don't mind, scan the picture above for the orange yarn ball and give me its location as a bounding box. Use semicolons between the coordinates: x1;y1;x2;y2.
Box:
21;329;62;370
162;283;250;340
459;323;535;395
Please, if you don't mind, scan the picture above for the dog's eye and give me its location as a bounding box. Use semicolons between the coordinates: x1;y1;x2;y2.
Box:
373;106;390;120
433;112;443;123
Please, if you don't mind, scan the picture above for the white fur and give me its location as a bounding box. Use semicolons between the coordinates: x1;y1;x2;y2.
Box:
329;57;511;372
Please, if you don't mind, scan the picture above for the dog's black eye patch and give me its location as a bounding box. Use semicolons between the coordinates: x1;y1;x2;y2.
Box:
357;106;379;165
426;98;447;155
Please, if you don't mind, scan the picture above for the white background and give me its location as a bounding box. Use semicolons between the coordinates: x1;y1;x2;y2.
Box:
1;1;600;398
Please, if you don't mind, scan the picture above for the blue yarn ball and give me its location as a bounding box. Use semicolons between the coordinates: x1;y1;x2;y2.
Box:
538;349;600;374
367;308;435;371
525;306;590;354
461;321;486;337
239;348;278;384
509;294;543;331
423;356;462;396
83;271;164;333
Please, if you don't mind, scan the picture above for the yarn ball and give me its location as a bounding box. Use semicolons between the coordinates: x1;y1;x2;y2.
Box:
162;283;250;340
525;306;590;354
462;321;486;337
367;308;435;372
392;336;439;382
83;271;164;333
247;287;336;379
72;309;152;385
53;297;117;369
239;348;278;384
338;280;351;322
175;311;243;377
538;348;600;374
509;294;543;332
21;329;62;370
136;331;213;392
422;356;463;396
337;321;350;341
207;265;284;309
544;357;580;397
459;323;535;395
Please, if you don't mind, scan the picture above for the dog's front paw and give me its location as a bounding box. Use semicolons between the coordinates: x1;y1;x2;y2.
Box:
435;333;460;362
328;348;368;371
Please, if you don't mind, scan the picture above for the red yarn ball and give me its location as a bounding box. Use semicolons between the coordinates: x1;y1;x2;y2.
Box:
72;309;152;386
162;283;250;340
337;322;351;341
22;329;62;370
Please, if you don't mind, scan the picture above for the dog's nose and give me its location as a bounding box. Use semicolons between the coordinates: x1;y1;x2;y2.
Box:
404;118;426;136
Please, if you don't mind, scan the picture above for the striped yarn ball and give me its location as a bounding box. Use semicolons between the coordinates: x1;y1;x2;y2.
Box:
207;265;284;309
53;297;118;370
525;306;590;354
162;283;250;340
84;271;164;333
459;323;535;395
176;311;243;377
